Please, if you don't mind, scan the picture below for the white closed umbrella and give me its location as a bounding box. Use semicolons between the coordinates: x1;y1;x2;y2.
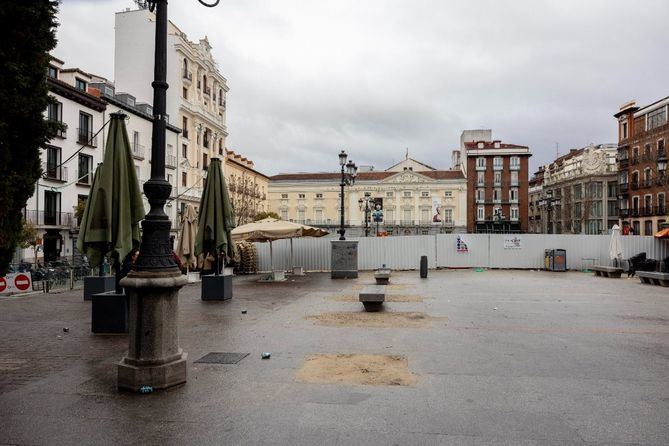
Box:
609;224;623;267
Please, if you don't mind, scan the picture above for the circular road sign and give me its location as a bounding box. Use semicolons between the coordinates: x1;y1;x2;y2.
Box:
14;274;31;292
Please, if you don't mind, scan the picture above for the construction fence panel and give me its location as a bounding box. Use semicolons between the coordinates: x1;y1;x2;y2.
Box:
436;234;490;268
255;234;667;272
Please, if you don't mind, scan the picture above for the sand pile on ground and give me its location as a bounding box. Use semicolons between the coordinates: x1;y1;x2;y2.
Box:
330;294;423;302
295;354;414;386
306;311;434;328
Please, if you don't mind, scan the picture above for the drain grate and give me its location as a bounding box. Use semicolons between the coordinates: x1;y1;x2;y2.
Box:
195;352;249;364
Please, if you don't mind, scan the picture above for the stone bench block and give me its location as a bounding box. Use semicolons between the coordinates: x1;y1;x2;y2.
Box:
636;271;669;287
374;268;392;285
359;285;386;312
591;266;624;278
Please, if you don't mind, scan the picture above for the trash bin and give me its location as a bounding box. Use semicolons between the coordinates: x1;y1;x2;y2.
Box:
545;249;567;272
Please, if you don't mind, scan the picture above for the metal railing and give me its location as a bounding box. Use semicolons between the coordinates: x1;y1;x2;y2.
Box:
132;142;145;160
47;119;66;138
24;210;77;227
166;154;177;169
77;128;97;147
42;162;68;182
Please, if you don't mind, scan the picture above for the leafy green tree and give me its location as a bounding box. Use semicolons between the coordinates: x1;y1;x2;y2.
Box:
0;1;59;274
254;211;280;221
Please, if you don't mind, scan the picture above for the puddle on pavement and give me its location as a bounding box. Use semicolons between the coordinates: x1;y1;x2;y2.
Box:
306;311;437;328
296;353;415;386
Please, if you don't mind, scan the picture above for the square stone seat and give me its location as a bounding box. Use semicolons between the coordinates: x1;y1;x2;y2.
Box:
636;271;669;287
359;285;386;312
591;265;624;278
374;268;392;285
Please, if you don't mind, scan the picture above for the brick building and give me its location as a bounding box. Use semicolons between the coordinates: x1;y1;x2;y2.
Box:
464;138;531;233
615;97;668;235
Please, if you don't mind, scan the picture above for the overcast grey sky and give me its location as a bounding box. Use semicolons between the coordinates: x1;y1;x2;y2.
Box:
55;0;668;175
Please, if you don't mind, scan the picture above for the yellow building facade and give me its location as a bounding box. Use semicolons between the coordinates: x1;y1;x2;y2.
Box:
225;150;269;226
268;158;467;235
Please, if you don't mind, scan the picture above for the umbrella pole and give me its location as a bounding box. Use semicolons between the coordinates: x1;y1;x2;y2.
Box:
290;238;294;273
114;254;122;294
270;240;273;273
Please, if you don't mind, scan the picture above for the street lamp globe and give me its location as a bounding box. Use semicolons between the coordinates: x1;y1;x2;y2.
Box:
339;150;348;166
657;154;667;173
346;160;356;176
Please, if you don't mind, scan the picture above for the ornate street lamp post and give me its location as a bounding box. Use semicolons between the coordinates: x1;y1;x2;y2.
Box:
337;150;357;240
358;192;374;237
538;190;560;234
118;0;220;392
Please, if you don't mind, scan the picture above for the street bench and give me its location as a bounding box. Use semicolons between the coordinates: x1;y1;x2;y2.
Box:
636;271;669;287
374;268;392;285
359;285;386;312
591;265;624;278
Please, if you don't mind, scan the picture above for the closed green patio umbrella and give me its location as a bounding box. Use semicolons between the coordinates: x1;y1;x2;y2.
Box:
76;112;145;291
195;157;235;275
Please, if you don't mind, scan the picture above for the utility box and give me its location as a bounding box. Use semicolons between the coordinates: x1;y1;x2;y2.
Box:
545;249;567;272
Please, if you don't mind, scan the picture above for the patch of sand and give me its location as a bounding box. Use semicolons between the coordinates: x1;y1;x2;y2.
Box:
330;294;423;302
351;283;410;291
296;354;415;386
306;311;435;328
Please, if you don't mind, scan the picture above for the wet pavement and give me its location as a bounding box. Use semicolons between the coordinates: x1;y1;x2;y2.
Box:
1;270;668;445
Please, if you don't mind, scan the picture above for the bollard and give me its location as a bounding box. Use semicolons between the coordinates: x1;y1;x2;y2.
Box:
420;255;428;278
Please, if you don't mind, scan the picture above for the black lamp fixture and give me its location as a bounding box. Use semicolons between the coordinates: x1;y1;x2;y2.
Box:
338;150;357;240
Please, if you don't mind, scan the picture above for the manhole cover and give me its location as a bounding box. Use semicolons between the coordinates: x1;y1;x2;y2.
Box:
195;352;249;364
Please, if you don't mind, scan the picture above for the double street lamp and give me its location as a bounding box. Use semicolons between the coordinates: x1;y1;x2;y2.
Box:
358;192;374;237
338;150;357;240
538;190;560;234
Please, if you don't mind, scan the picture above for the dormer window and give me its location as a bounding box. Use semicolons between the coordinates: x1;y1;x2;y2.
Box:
47;65;57;79
477;141;484;149
75;78;87;91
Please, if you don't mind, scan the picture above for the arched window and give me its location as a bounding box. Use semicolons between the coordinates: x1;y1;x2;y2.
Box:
183;58;188;76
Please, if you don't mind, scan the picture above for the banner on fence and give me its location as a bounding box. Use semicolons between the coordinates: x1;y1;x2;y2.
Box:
456;235;469;253
503;235;522;249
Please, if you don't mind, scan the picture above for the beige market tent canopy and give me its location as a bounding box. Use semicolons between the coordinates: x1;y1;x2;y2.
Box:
231;218;329;273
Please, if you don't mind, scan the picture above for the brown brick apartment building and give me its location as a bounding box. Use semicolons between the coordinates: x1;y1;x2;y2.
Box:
465;139;531;233
615;96;668;235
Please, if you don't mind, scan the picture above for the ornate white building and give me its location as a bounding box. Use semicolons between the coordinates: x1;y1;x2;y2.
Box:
114;6;229;217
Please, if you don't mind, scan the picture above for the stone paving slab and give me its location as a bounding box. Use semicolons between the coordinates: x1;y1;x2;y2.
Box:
0;270;668;445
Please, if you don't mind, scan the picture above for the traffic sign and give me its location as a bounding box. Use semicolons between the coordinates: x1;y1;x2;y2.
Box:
0;277;6;293
14;274;31;292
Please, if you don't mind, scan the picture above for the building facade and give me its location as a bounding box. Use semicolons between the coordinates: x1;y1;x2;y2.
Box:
615;97;668;235
225;150;269;226
464;137;531;233
527;166;544;233
22;57;107;263
114;6;229;216
537;144;618;234
268;157;467;235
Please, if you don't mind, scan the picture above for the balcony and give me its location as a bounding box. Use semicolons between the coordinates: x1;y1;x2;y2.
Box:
642;178;653;189
24;210;77;228
619;182;629;193
183;129;189;139
47;119;66;138
493;164;503;171
166;154;177;169
630;157;639;165
619;209;629;218
400;220;415;226
618;157;629;169
640;206;653;217
630;208;640;218
42;162;67;182
656;205;667;216
475;164;486;171
203;86;211;96
509;163;521;171
630;181;639;191
75;170;92;186
182;70;192;82
132;143;145;160
77;128;97;147
510;180;519;187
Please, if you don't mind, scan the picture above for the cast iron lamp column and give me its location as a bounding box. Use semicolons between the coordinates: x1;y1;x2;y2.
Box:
358;192;373;237
118;0;220;392
338;150;357;240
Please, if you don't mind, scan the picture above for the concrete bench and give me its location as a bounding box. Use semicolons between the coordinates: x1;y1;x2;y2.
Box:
636;271;669;287
359;285;386;312
374;268;392;285
591;265;624;278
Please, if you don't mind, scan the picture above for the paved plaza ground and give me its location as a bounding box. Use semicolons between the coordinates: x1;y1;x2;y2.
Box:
1;270;668;445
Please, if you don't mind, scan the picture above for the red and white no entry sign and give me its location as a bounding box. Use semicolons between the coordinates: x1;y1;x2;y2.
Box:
14;274;31;292
0;277;6;293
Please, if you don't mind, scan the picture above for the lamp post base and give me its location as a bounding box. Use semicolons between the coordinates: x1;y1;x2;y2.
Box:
118;271;188;391
331;240;358;279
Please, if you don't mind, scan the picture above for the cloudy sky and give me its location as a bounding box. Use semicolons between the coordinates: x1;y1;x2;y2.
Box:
55;0;668;175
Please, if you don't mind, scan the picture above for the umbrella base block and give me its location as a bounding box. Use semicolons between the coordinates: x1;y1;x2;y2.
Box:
201;275;233;301
84;276;116;301
331;240;359;279
91;292;128;334
118;352;187;392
